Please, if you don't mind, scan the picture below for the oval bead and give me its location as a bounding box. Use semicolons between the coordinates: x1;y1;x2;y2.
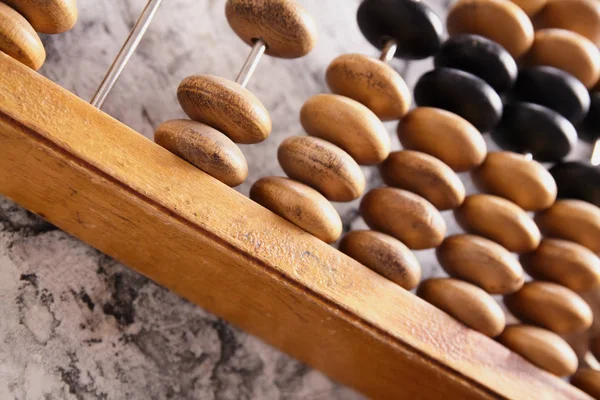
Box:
224;0;317;59
380;150;465;210
472;152;557;212
177;75;271;144
571;369;600;399
510;0;547;17
455;194;541;253
498;325;578;377
537;0;600;46
504;281;593;334
154;120;248;187
549;161;600;207
417;278;506;337
3;0;77;34
0;2;45;70
278;136;365;202
326;53;412;121
581;91;600;143
360;188;446;250
447;0;534;58
250;177;342;243
414;68;503;133
437;234;525;295
339;230;421;290
397;107;487;172
300;94;390;165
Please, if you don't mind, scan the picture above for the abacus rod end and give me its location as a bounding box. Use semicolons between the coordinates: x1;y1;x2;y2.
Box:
379;39;397;63
591;139;600;167
235;39;267;89
523;152;533;161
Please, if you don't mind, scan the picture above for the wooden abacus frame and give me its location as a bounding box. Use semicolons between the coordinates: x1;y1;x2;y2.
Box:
0;52;589;399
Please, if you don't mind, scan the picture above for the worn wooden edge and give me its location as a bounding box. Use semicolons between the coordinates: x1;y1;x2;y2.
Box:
0;53;589;399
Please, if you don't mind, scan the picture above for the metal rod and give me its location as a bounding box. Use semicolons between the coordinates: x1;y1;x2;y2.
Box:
90;0;164;109
235;39;267;88
379;39;398;63
592;139;600;166
524;153;533;161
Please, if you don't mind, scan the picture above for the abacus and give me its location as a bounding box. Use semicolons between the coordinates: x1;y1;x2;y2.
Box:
1;0;600;398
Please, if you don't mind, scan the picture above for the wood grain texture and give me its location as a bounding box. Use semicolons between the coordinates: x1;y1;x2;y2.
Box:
3;0;77;34
0;2;45;70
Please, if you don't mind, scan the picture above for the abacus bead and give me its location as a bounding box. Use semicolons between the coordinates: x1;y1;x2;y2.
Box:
3;0;77;34
581;91;600;143
278;136;365;202
434;34;518;93
356;0;443;60
504;281;593;334
437;234;525;295
417;278;506;337
447;0;534;58
154;120;248;187
326;54;411;121
537;0;600;46
549;162;600;207
300;94;390;165
414;68;503;133
360;188;446;250
178;75;271;144
397;107;486;172
250;177;342;243
339;230;421;290
380;150;465;210
521;239;600;292
592;336;600;360
455;194;541;253
0;2;45;70
497;325;578;377
571;369;600;399
510;0;547;17
224;0;317;59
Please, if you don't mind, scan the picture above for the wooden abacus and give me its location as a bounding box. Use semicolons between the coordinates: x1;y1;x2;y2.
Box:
1;0;600;398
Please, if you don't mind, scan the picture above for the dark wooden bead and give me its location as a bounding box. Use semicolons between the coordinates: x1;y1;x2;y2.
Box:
357;0;443;60
434;34;517;93
414;68;503;132
580;91;600;143
550;161;600;207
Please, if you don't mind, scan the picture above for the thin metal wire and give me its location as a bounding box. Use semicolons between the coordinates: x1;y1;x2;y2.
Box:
379;39;397;63
90;0;164;108
235;39;267;88
591;139;600;166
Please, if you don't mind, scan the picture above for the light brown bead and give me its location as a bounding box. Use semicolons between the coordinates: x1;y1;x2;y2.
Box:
326;53;412;121
250;177;342;243
571;369;600;399
339;230;421;290
417;278;506;337
177;75;271;144
447;0;534;58
504;281;593;334
536;0;600;46
521;239;600;292
381;150;465;210
472;152;557;212
0;2;45;70
592;335;600;360
455;194;541;253
437;234;525;295
397;107;486;172
278;136;365;202
225;0;317;59
526;29;600;88
3;0;77;34
498;325;578;377
154;120;248;187
510;0;547;17
360;188;446;250
300;94;391;165
535;199;600;253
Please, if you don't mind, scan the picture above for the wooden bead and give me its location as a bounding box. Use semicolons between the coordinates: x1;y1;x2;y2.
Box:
154;120;248;187
571;369;600;399
3;0;77;34
526;29;600;89
549;161;600;208
300;94;391;165
498;325;578;377
447;0;534;58
224;0;317;59
339;230;421;290
250;177;342;243
178;75;271;144
326;54;412;121
380;150;465;210
472;152;557;212
537;0;600;47
437;234;525;295
510;0;547;17
278;136;365;202
504;281;593;334
417;278;506;337
360;188;446;250
455;194;541;253
535;199;600;253
397;107;486;172
0;2;45;70
521;239;600;292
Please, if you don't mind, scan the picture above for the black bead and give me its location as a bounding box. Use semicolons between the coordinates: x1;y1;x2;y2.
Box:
434;34;517;93
550;161;600;207
357;0;443;60
414;67;503;132
580;91;600;143
492;102;578;162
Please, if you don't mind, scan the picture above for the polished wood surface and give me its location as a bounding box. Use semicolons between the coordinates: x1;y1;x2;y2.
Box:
0;2;45;70
3;0;77;34
536;0;600;46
